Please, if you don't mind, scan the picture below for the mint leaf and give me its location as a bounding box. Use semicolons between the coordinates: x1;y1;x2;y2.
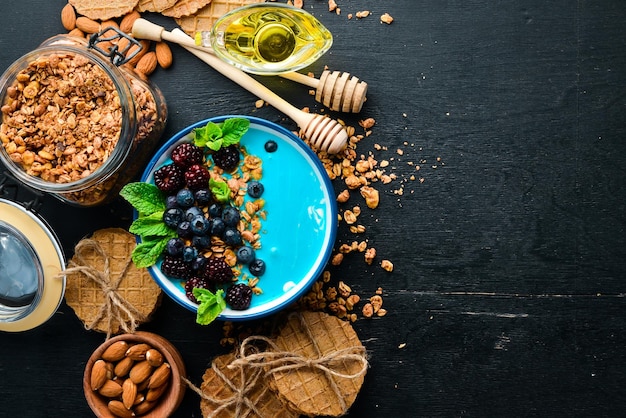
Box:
221;118;250;147
129;211;173;237
193;121;222;148
120;182;165;215
131;236;171;268
194;288;226;325
210;178;231;203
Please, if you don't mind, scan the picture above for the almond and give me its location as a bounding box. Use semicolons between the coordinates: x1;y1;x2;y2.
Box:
61;4;77;31
129;360;153;384
102;341;129;362
145;381;168;402
108;400;134;418
75;16;101;34
155;42;173;69
147;362;171;389
98;379;123;398
114;356;134;378
120;10;141;33
125;343;152;361
133;399;157;415
145;349;164;367
135;51;158;76
127;40;150;66
68;28;85;38
90;359;108;391
122;379;138;410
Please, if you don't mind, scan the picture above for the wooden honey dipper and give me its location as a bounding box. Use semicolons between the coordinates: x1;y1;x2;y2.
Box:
132;19;367;113
135;23;347;154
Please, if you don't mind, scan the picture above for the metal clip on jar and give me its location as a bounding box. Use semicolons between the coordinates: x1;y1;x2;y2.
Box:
0;31;167;206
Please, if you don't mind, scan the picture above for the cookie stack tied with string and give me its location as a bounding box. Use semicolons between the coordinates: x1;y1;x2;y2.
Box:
186;311;368;418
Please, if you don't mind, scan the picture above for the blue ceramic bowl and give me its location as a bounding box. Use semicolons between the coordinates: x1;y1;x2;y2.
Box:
139;115;337;321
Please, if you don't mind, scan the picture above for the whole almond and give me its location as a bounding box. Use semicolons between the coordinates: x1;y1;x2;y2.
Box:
134;399;157;415
68;28;85;38
129;360;153;384
122;379;138;410
102;341;129;362
61;4;77;31
155;42;173;69
126;343;152;361
135;51;158;76
145;349;164;367
145;381;168;402
114;356;135;378
120;10;141;33
90;359;108;391
98;379;123;398
127;40;150;66
148;362;171;389
108;400;134;418
75;16;101;34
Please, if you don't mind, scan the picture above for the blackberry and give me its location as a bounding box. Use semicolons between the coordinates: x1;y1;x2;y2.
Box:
161;255;192;280
185;164;211;191
225;283;252;310
171;142;203;168
154;164;185;193
184;276;210;303
203;256;234;284
212;145;240;172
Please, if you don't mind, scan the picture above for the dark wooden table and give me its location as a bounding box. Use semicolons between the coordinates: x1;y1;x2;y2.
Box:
2;1;626;417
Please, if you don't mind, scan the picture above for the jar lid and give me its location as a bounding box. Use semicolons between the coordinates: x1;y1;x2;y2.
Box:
0;198;65;332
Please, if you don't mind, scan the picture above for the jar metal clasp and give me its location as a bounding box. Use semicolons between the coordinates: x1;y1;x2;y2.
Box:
88;26;143;66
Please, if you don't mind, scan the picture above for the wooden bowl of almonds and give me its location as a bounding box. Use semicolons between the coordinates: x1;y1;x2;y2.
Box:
83;331;186;418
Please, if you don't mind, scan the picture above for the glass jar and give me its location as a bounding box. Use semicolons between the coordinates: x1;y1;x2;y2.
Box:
0;197;65;332
0;33;167;206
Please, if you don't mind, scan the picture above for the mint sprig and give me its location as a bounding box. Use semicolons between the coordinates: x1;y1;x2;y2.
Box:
193;117;250;151
194;288;226;325
120;182;174;268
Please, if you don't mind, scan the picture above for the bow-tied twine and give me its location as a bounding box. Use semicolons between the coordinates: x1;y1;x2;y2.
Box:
60;238;146;339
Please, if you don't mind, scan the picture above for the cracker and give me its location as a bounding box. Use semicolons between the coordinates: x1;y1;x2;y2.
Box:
199;352;299;418
64;228;162;336
271;311;367;417
175;0;263;37
161;0;213;18
69;0;139;21
136;0;179;13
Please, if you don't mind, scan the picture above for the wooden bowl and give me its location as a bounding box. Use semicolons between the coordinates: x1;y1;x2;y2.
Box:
83;331;186;417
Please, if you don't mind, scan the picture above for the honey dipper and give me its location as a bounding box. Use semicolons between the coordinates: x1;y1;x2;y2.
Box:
132;19;367;113
154;26;348;154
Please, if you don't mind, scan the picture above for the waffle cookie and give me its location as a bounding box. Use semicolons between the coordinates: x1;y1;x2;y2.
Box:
271;311;368;417
162;0;213;18
64;228;162;336
136;0;179;13
199;352;299;418
69;0;139;20
175;0;263;36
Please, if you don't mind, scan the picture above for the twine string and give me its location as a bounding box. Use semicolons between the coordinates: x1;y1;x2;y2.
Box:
60;238;146;339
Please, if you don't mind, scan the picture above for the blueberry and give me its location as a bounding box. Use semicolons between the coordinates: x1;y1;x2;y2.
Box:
192;235;211;249
208;203;222;218
194;188;212;206
165;195;179;209
190;214;210;235
163;207;184;229
182;246;198;262
184;206;203;221
191;255;207;271
236;245;255;264
247;180;264;198
209;217;225;236
166;237;185;256
222;206;240;226
264;140;278;153
176;188;194;207
177;220;193;238
249;258;266;276
223;227;242;246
